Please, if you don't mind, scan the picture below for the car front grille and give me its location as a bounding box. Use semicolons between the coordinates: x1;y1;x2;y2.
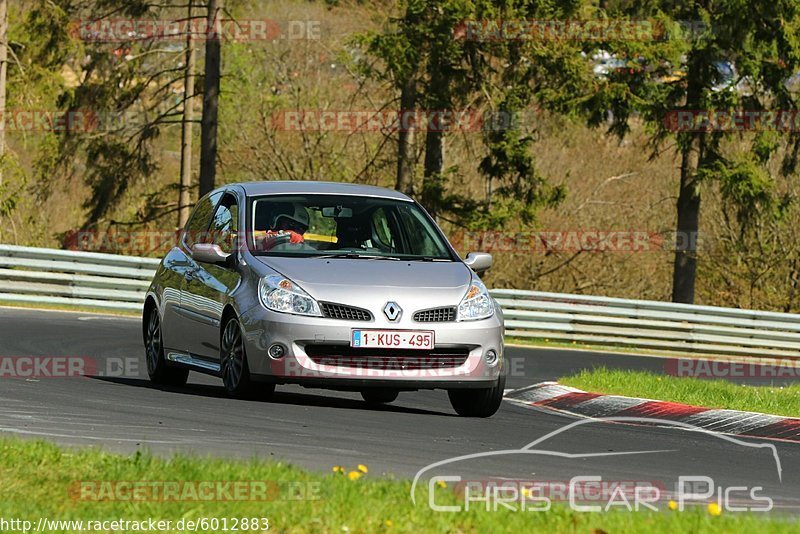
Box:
413;306;457;322
304;345;470;370
320;302;373;322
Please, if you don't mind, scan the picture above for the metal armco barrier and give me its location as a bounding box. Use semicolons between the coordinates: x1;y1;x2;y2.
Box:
0;245;158;312
1;245;798;359
494;289;800;359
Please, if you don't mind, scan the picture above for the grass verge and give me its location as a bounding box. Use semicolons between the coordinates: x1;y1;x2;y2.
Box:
0;438;795;533
0;300;139;317
505;335;680;357
560;368;800;418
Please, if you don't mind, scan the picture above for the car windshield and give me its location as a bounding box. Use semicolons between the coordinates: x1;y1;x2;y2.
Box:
249;194;454;260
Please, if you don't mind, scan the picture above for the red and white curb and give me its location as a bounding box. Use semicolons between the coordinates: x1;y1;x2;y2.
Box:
504;382;800;444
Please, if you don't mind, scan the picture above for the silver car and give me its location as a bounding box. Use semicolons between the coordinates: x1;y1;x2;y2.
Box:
143;181;505;416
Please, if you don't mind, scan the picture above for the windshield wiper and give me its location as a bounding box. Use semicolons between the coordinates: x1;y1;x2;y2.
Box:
410;256;452;262
313;253;452;262
313;252;401;261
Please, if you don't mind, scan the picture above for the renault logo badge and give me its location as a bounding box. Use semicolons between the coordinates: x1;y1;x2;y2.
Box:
383;301;402;322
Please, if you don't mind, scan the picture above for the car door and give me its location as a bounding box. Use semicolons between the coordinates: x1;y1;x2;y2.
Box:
156;246;194;355
170;190;222;356
181;191;243;359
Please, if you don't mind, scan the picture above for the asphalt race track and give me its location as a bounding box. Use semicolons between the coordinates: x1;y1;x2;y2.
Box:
1;307;798;512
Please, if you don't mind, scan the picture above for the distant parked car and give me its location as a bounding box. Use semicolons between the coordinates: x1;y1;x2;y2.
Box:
143;181;506;417
591;50;629;79
711;60;755;95
711;60;736;92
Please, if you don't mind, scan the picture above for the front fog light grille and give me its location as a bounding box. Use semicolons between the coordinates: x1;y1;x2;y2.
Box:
320;302;373;321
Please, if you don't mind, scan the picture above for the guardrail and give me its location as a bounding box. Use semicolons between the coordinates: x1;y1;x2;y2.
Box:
0;244;158;312
1;245;798;359
496;289;800;360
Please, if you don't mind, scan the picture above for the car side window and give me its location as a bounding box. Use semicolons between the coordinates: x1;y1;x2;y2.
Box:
208;194;239;254
183;191;222;249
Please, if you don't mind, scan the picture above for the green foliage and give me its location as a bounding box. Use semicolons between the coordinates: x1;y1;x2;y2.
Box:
592;1;800;191
569;1;800;302
0;160;24;219
19;0;191;229
81;136;159;226
16;0;76;74
356;0;591;230
714;157;788;227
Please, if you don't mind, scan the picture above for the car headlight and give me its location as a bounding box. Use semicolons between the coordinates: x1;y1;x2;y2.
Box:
258;275;322;316
457;279;494;321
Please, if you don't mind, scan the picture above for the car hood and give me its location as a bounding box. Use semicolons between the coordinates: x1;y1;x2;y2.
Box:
253;256;473;311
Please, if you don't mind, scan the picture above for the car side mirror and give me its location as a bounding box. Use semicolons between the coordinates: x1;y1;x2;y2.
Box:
464;252;493;275
191;243;231;266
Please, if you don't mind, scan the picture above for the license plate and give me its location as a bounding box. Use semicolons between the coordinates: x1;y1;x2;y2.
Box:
351;330;434;350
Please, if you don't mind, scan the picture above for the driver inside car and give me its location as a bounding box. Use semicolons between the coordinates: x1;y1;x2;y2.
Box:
261;204;310;251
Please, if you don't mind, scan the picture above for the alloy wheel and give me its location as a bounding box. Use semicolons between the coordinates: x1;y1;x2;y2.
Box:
221;318;244;391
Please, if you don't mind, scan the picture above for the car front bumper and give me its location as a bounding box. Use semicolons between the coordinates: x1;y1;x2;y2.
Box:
239;305;504;389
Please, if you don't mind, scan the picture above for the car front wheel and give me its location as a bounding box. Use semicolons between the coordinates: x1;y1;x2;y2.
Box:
220;316;274;399
447;372;505;417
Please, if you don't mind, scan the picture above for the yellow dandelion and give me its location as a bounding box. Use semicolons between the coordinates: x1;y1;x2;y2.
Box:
436;480;447;489
667;500;679;511
357;464;369;474
348;471;362;481
332;465;344;474
707;502;722;516
384;520;393;528
521;487;532;498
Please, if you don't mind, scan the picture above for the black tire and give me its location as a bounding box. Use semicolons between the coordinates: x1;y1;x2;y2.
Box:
144;307;189;386
220;316;275;399
447;372;506;417
360;389;399;404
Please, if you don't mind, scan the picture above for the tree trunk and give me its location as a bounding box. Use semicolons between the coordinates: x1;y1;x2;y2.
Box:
198;0;223;197
671;136;702;303
671;57;704;304
0;0;7;187
421;46;450;219
422;128;444;218
178;0;196;228
396;78;416;196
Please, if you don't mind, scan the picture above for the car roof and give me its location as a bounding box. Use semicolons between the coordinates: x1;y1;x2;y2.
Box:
229;180;413;201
